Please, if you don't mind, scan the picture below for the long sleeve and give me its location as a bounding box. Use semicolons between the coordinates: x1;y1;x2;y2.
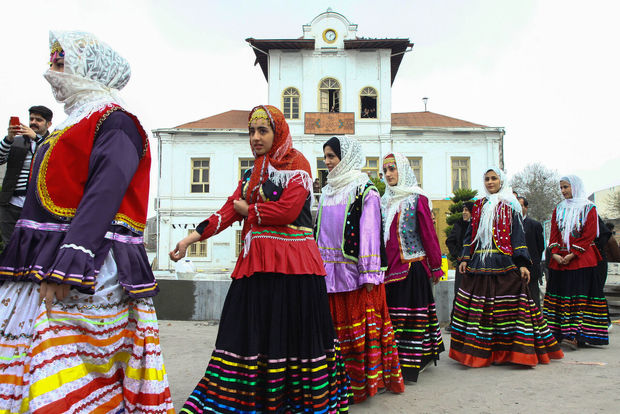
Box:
246;179;307;226
357;190;384;286
0;136;13;165
44;113;142;287
511;212;532;269
445;223;461;259
416;195;443;279
533;220;545;260
548;208;562;254
461;222;473;261
197;182;244;241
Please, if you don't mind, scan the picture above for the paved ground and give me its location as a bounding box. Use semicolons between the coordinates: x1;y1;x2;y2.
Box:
160;320;620;413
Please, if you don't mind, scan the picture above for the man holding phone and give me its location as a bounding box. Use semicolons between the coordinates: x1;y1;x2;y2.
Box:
0;105;53;248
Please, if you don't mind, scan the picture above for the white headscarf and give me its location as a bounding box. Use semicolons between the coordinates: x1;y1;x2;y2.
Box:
320;136;370;206
556;175;598;250
472;167;522;259
44;30;131;129
381;152;429;243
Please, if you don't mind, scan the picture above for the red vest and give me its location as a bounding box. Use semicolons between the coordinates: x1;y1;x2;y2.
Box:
469;198;514;256
36;105;150;233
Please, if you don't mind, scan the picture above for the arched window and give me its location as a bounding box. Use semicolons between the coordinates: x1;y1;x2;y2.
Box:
319;78;341;112
360;87;377;118
282;87;300;119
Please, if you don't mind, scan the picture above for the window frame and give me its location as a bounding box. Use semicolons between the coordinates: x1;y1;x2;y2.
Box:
187;229;208;257
451;156;471;192
190;158;210;193
238;157;254;181
407;156;423;188
359;86;378;119
318;77;341;113
361;157;380;179
281;87;301;119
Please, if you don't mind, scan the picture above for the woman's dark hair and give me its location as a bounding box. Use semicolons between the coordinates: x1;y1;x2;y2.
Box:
323;137;341;160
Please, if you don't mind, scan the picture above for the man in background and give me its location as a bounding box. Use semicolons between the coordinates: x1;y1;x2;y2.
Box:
0;105;52;247
518;196;545;308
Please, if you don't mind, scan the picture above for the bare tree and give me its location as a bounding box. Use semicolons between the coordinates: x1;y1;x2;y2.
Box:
511;163;562;222
605;190;620;218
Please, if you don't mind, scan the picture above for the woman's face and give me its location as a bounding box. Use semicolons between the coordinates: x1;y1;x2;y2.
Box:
560;180;573;199
50;57;65;72
323;146;340;172
249;118;274;156
484;170;501;194
383;164;398;186
462;207;471;221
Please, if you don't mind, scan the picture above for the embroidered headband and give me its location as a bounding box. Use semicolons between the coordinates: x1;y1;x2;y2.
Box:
383;155;396;168
248;107;272;128
49;40;65;66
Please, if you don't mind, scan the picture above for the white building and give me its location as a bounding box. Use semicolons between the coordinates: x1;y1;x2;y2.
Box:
152;10;505;272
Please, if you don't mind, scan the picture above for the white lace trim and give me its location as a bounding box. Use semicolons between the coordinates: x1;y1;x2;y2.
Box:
214;213;222;234
254;204;261;225
60;243;95;258
319;177;370;207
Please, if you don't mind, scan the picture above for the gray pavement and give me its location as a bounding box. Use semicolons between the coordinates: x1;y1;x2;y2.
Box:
160;320;620;413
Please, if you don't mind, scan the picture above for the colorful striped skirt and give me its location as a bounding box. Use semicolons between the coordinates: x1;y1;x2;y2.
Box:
0;253;174;413
180;273;352;414
544;266;609;345
450;270;564;367
385;262;444;382
328;284;404;403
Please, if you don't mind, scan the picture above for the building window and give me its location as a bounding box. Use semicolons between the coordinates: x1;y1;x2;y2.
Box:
316;158;328;190
282;87;300;119
187;229;207;257
239;158;254;180
451;157;470;191
407;157;423;187
362;157;379;178
235;230;243;257
319;78;341;112
191;158;210;193
360;87;377;118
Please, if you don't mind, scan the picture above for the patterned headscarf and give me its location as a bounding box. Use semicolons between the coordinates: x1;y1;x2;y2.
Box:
381;152;429;242
43;30;131;129
246;105;312;204
472;167;521;260
320;136;369;206
556;175;597;250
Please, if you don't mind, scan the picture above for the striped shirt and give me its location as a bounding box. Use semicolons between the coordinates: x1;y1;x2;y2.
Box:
0;133;46;207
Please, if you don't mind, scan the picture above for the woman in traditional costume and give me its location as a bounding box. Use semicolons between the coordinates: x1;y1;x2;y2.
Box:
543;175;609;348
170;106;351;413
0;31;174;413
450;167;563;367
315;137;404;402
381;153;444;382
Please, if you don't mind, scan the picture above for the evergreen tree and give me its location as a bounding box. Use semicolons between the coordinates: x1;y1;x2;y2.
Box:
370;176;386;196
445;188;477;263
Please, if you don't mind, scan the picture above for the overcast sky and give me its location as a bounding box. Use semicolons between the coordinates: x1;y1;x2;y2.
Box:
1;0;619;214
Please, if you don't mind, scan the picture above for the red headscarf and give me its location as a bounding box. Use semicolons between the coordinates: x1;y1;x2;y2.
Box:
246;105;312;203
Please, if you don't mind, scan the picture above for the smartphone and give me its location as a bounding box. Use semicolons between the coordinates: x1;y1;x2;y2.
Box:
9;116;20;126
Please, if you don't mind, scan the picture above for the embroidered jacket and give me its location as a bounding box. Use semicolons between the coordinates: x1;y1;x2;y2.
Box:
315;182;386;293
0;107;157;297
548;206;601;271
196;167;325;279
384;194;443;283
461;198;531;274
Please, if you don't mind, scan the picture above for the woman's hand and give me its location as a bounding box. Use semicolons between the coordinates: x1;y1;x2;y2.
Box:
562;253;575;265
519;266;530;284
170;231;201;262
364;283;374;292
233;199;249;217
458;261;467;274
39;281;70;317
552;254;564;265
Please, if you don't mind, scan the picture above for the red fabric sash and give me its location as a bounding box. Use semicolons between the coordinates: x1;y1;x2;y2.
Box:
37;104;150;233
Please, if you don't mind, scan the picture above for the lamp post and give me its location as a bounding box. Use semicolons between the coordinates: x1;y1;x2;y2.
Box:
423;97;428;112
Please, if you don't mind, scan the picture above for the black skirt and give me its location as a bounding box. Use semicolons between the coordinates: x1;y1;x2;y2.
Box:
181;272;352;413
385;261;444;382
544;266;609;345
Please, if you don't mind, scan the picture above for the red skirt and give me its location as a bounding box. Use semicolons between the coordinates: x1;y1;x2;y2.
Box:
329;284;405;403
